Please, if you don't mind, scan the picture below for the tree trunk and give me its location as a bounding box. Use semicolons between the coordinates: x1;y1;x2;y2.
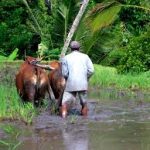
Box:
61;0;90;56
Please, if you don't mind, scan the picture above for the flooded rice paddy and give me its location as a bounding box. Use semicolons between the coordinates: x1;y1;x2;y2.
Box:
0;88;150;150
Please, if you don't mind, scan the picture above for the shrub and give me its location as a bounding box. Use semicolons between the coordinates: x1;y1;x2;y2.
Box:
118;33;150;73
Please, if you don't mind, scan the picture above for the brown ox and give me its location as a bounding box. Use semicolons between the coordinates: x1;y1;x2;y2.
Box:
48;61;66;107
15;56;51;107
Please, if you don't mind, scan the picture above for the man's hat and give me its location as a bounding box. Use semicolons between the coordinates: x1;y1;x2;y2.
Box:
70;41;80;49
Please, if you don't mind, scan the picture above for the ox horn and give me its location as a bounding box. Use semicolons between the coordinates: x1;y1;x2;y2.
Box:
29;57;42;65
37;56;44;62
37;57;43;62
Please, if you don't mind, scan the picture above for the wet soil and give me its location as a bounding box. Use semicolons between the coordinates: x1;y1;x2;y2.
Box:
0;98;150;150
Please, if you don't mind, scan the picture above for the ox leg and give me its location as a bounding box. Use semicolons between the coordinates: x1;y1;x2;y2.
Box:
36;92;44;107
57;87;66;116
47;85;56;112
35;93;45;107
34;98;40;107
58;88;65;107
34;87;46;107
28;92;36;105
24;83;36;106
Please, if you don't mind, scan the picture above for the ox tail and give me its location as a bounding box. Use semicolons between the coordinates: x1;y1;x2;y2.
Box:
47;82;56;112
35;67;41;92
34;67;41;107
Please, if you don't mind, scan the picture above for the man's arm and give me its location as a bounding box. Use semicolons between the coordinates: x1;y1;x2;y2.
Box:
60;56;69;79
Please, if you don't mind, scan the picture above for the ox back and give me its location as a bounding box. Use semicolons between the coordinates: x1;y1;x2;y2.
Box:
15;56;50;107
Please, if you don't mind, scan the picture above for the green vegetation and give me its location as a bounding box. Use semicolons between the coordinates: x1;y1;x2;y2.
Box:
0;85;35;124
0;48;18;61
117;32;150;73
0;0;149;73
90;64;150;91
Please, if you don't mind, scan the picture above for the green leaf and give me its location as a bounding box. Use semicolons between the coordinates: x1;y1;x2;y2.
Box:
0;55;7;61
7;48;18;61
86;1;121;33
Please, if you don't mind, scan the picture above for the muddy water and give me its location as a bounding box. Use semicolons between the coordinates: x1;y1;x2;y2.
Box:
0;89;150;150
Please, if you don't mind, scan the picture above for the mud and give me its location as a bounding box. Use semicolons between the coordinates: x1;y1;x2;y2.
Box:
0;96;150;150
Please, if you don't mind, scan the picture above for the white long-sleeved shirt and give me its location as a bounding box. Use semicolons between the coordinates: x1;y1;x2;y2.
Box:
61;51;94;92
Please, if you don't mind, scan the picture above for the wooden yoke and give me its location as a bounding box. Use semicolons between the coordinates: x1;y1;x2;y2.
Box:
33;63;55;70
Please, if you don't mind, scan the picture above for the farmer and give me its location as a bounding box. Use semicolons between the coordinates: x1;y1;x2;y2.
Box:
60;41;94;118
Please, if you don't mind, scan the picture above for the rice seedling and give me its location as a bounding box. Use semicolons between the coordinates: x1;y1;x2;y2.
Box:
0;85;36;124
68;115;78;124
90;65;150;91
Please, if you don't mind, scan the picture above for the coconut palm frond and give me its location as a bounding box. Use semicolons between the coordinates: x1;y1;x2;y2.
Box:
52;0;78;47
86;1;121;33
58;3;68;20
22;0;42;34
61;0;90;55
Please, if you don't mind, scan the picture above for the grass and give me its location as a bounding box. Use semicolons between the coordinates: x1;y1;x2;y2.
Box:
90;64;150;91
0;85;36;124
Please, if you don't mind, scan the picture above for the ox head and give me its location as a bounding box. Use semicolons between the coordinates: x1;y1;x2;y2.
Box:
49;61;61;70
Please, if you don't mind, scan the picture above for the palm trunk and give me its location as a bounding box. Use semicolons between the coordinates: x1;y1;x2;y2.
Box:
61;0;90;56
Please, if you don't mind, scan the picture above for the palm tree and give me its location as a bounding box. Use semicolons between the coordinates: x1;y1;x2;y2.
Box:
61;0;90;55
74;0;150;63
51;0;79;49
86;1;150;33
22;0;150;60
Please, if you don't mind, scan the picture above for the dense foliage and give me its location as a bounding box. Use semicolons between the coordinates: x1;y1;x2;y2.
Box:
118;32;150;73
0;0;149;73
0;0;32;57
86;0;150;73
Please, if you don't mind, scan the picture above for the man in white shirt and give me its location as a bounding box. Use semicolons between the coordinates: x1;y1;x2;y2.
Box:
60;41;94;118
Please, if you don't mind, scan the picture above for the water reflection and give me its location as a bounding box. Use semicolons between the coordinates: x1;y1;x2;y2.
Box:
17;122;89;150
18;129;65;150
1;120;150;150
88;122;150;150
88;88;150;102
62;125;88;150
